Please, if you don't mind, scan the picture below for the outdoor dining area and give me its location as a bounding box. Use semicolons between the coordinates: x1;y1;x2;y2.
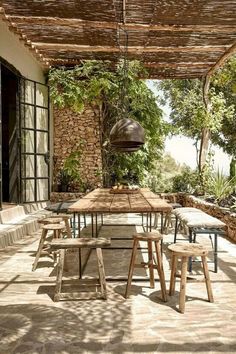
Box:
0;191;236;353
1;0;236;353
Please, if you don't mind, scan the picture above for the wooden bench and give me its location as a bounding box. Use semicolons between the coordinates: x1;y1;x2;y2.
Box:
173;207;226;272
49;238;111;301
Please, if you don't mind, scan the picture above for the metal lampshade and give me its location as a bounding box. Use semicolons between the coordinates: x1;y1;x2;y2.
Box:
110;118;145;151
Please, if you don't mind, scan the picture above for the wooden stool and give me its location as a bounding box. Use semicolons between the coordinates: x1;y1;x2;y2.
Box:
46;214;72;238
49;238;111;301
168;243;214;313
32;223;65;271
125;232;167;301
38;215;72;238
38;217;63;225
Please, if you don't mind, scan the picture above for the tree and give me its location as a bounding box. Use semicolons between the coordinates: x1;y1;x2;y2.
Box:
48;60;167;186
157;75;234;172
210;56;236;157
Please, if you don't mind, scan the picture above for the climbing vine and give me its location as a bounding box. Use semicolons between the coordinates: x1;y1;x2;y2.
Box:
48;60;167;186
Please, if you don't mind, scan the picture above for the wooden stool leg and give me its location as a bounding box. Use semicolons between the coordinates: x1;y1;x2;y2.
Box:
96;248;107;300
179;256;188;314
54;249;65;302
154;241;167;302
65;219;72;238
148;240;155;288
169;254;178;296
32;229;48;271
125;239;139;298
201;256;214;303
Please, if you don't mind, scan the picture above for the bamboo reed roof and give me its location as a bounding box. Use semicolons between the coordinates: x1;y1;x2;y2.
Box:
1;0;236;78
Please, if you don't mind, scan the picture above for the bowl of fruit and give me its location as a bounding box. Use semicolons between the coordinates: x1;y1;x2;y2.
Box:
110;183;139;194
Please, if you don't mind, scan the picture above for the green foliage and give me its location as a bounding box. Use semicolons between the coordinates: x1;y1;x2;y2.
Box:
143;153;183;192
49;60;166;186
211;56;236;157
171;166;199;193
63;150;83;184
207;169;236;202
57;142;85;191
157;56;236;165
230;158;236;180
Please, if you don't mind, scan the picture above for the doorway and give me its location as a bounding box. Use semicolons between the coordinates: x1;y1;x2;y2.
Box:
1;64;19;203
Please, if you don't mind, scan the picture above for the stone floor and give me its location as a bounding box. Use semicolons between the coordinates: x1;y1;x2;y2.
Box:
0;214;236;354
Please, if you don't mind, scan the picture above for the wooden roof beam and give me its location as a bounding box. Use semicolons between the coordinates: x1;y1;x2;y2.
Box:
7;15;236;33
32;43;230;53
203;41;236;102
145;62;214;68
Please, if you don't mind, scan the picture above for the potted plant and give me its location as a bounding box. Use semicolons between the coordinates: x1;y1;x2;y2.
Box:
57;169;72;192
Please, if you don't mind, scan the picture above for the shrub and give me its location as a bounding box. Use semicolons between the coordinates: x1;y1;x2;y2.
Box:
207;169;236;202
171;167;199;193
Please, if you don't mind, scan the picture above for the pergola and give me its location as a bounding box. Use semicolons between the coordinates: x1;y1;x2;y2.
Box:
1;0;236;80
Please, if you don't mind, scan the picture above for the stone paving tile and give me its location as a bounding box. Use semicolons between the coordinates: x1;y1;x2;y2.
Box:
0;215;236;353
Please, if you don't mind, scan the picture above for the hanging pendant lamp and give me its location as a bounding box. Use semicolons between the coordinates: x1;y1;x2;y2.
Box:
109;5;145;153
110;117;144;151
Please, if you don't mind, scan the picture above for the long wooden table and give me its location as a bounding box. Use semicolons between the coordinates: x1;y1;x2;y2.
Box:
68;188;172;279
69;188;172;236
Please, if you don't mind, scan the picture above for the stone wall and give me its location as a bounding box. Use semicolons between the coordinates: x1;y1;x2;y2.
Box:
50;192;84;203
53;106;103;191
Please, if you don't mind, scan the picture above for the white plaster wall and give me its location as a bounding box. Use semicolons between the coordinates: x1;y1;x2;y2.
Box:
0;19;45;83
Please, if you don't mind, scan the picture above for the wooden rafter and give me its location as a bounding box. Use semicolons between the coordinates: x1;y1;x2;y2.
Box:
32;43;230;53
7;15;236;33
1;0;236;77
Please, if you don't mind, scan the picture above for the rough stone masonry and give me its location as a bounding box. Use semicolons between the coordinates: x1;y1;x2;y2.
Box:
53;106;103;191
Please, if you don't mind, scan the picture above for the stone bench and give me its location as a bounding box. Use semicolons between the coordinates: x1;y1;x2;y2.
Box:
173;207;226;272
0;205;52;249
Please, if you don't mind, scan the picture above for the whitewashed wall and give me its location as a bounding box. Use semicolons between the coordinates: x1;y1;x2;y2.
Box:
0;19;45;83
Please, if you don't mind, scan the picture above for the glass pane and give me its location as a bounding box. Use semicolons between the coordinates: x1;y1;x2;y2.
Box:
22;105;34;128
24;179;35;202
36;83;48;107
24;80;34;104
37;179;48;200
22;155;35;178
36;131;48;153
37;156;48;178
36;108;48;130
22;130;34;153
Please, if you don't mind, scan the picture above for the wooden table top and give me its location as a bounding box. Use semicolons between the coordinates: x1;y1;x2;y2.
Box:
68;188;172;213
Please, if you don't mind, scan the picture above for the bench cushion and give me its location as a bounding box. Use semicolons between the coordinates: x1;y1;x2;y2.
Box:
173;207;225;229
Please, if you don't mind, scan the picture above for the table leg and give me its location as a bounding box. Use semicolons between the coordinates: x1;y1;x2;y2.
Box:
149;212;152;231
161;212;164;233
174;216;178;243
146;213;149;232
214;233;218;273
95;213;98;238
73;213;76;237
91;213;94;238
188;228;193;272
78;213;81;238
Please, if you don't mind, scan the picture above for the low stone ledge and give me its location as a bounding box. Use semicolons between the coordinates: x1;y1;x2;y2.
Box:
50;192;84;203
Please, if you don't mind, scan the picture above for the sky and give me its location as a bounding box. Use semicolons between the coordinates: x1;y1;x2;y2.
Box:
146;80;231;175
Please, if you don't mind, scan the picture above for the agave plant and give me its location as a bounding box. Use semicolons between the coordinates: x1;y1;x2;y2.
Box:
208;169;236;203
